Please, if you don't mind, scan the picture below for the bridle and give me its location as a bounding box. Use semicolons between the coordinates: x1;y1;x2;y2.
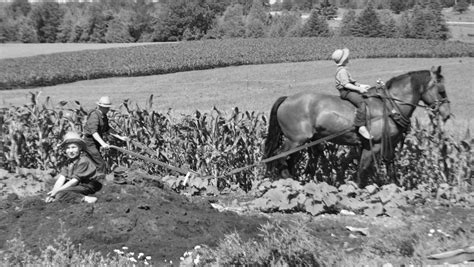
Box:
370;78;450;114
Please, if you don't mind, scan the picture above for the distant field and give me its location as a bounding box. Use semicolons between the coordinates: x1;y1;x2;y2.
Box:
0;42;157;59
1;57;472;136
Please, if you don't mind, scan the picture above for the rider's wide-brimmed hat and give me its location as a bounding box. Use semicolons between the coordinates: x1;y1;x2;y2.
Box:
96;96;112;108
331;48;350;66
60;131;85;149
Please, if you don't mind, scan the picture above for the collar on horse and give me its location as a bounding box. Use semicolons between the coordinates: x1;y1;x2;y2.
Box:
364;82;449;163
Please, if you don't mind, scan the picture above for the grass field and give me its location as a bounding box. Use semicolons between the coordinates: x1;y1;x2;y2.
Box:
1;57;472;136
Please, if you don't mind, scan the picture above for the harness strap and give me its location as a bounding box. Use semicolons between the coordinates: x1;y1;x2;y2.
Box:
215;126;356;179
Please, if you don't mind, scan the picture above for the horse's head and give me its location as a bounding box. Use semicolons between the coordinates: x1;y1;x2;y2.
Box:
420;66;451;122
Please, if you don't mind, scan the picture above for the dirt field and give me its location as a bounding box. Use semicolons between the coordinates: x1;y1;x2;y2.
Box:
0;168;473;266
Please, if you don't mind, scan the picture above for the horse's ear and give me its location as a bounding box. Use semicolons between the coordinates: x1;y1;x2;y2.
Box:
431;66;441;75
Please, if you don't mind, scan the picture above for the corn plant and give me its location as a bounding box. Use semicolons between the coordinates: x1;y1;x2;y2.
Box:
1;94;470;192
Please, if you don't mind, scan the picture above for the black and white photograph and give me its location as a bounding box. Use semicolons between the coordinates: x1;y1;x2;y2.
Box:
0;0;473;265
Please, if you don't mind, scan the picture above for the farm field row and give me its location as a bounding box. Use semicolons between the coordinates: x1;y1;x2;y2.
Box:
1;38;473;89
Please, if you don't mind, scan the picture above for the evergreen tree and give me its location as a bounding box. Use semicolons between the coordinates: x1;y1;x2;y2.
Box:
389;0;405;14
18;17;37;43
316;0;337;19
246;0;268;24
339;9;356;36
56;8;75;42
378;10;398;38
409;3;450;40
245;0;268;37
398;10;414;38
268;10;300;37
286;21;304;37
425;0;449;40
302;9;330;37
353;3;383;37
410;5;427;39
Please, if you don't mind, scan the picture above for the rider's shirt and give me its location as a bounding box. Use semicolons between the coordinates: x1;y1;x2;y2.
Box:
335;66;356;91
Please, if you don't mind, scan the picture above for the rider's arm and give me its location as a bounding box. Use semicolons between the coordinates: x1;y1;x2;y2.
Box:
344;82;368;93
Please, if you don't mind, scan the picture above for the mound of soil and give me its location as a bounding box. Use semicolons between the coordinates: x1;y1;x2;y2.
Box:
0;169;269;263
1;168;473;265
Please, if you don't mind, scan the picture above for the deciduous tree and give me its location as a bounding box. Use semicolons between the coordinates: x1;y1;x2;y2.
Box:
29;2;64;43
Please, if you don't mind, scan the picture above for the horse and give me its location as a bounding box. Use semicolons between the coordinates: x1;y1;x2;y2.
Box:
263;66;451;186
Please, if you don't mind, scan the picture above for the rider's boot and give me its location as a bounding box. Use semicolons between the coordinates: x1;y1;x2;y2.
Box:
358;126;373;140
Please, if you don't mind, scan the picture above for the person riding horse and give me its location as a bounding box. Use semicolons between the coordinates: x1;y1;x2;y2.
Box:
264;64;450;186
332;48;372;140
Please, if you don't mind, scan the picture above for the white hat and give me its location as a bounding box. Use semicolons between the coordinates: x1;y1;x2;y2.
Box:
61;131;85;149
331;48;350;66
97;96;112;107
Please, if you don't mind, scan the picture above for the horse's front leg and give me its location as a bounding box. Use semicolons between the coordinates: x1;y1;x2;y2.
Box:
357;143;381;187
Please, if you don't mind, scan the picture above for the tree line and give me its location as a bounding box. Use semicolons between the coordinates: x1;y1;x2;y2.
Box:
0;0;466;43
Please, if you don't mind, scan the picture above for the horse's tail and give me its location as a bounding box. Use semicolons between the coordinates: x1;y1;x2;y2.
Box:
264;96;287;173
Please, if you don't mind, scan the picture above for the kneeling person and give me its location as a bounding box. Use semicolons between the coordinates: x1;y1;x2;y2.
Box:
45;132;102;204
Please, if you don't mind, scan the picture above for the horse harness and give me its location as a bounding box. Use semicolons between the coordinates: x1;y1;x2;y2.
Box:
363;83;411;163
362;82;449;163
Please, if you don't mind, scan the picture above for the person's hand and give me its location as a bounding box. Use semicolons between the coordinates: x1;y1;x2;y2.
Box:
45;195;55;203
102;143;110;150
361;84;371;91
359;87;368;94
45;190;57;203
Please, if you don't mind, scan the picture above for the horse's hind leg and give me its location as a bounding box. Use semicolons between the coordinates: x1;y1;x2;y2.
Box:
277;139;300;178
305;144;324;179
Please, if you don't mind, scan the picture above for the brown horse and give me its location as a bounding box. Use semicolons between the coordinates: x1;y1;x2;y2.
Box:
264;66;451;186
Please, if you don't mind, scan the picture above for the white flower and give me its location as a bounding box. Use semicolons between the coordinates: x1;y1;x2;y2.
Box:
138;253;144;259
194;254;201;265
146;256;152;260
194;245;201;250
122;246;129;250
129;257;137;263
429;229;435;233
129;252;134;256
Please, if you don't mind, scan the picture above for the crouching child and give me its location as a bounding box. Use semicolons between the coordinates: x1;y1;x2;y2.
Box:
45;131;102;204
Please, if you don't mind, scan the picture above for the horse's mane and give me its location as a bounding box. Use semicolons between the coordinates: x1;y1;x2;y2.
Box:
386;70;440;94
